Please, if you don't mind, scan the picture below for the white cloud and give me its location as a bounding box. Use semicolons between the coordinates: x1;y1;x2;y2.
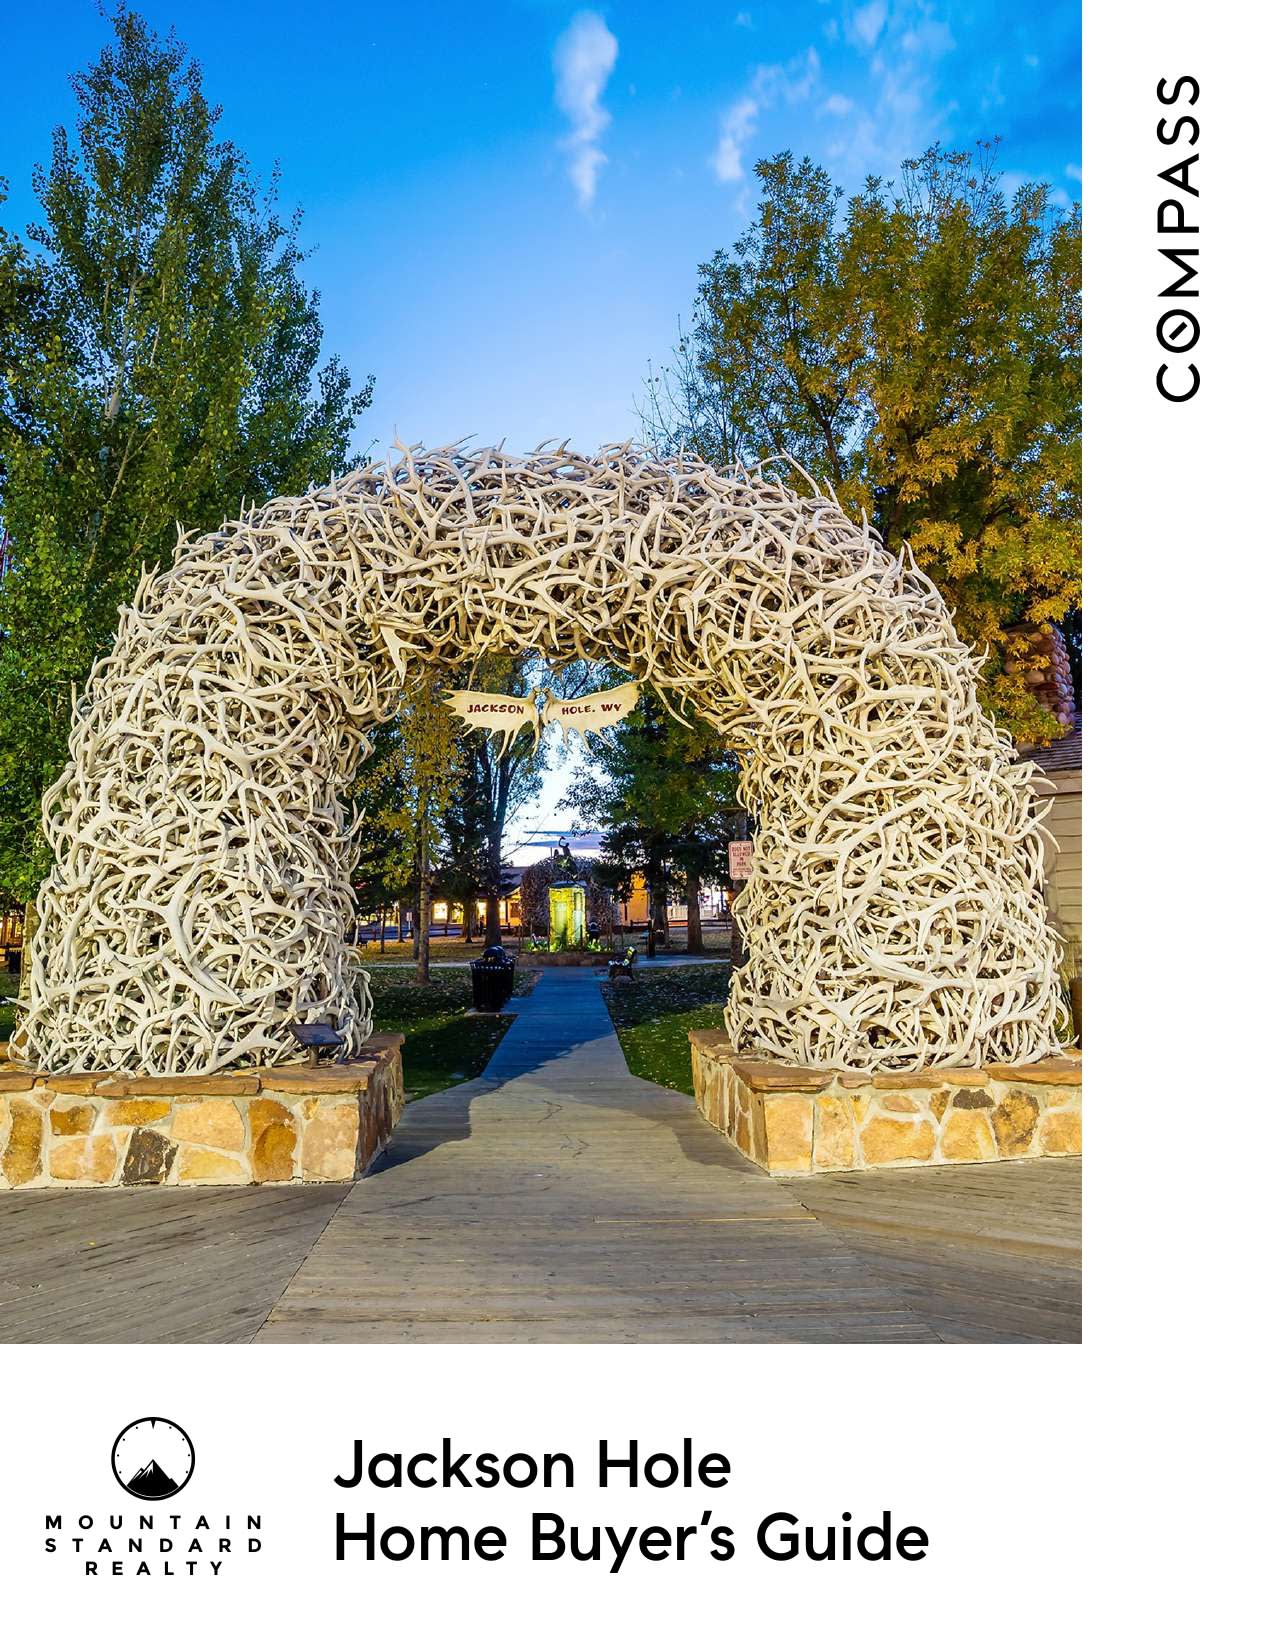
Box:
714;96;760;182
901;20;954;56
712;49;821;183
851;2;888;49
821;92;854;117
755;47;822;104
553;12;619;208
817;54;955;191
734;10;754;26
809;2;971;185
1065;163;1082;182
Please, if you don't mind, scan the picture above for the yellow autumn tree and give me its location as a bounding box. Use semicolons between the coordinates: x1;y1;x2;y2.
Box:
363;670;463;983
644;143;1081;742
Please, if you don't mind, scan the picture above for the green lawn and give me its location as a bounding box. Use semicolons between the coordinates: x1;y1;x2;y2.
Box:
365;968;507;1095
369;965;537;1096
601;963;730;1094
0;966;536;1096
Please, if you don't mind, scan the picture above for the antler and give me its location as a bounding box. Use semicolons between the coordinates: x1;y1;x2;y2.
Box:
16;442;1064;1076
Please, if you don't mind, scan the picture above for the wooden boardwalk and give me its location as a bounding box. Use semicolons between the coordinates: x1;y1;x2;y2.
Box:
1;973;1079;1343
0;1183;347;1343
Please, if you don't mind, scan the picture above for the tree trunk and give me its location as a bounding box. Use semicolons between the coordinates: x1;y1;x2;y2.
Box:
729;884;745;970
416;853;431;984
647;865;668;954
463;899;475;942
378;905;386;953
19;898;36;1001
685;873;703;954
483;747;515;947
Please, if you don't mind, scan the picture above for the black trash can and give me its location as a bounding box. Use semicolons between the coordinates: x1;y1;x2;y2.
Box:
471;944;515;1011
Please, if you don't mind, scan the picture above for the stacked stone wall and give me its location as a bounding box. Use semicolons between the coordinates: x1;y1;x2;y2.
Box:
0;1035;404;1188
689;1029;1080;1174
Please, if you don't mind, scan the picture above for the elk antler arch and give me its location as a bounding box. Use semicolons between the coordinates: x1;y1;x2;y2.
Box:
15;444;1063;1077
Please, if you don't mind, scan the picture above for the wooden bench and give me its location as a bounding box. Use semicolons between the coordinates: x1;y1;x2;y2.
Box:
608;944;638;983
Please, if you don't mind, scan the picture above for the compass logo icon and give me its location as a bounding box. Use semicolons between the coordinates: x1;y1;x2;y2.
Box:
111;1417;195;1500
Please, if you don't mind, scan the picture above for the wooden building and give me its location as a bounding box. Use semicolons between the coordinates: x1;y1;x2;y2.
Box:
1029;723;1082;946
1008;624;1080;950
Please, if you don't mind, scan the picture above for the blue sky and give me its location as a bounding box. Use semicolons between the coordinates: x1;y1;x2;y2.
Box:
2;0;1080;459
1;0;1079;845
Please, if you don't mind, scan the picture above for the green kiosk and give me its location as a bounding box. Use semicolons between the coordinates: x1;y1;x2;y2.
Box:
548;882;587;952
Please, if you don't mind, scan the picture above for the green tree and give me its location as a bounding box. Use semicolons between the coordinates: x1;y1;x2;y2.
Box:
437;753;488;941
451;654;597;946
350;719;409;922
370;672;463;982
570;692;737;955
0;182;52;509
644;144;1080;742
0;6;371;902
469;656;548;946
356;655;592;952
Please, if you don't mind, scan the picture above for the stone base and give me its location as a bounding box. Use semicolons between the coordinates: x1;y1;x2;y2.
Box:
0;1034;405;1189
688;1029;1081;1175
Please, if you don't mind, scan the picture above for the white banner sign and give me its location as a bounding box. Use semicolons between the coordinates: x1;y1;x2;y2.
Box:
444;682;639;750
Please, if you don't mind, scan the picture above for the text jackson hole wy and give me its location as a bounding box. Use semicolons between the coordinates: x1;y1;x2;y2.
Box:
44;1513;262;1577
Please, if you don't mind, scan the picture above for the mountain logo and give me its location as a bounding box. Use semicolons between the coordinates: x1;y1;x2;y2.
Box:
111;1417;195;1501
127;1459;181;1497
